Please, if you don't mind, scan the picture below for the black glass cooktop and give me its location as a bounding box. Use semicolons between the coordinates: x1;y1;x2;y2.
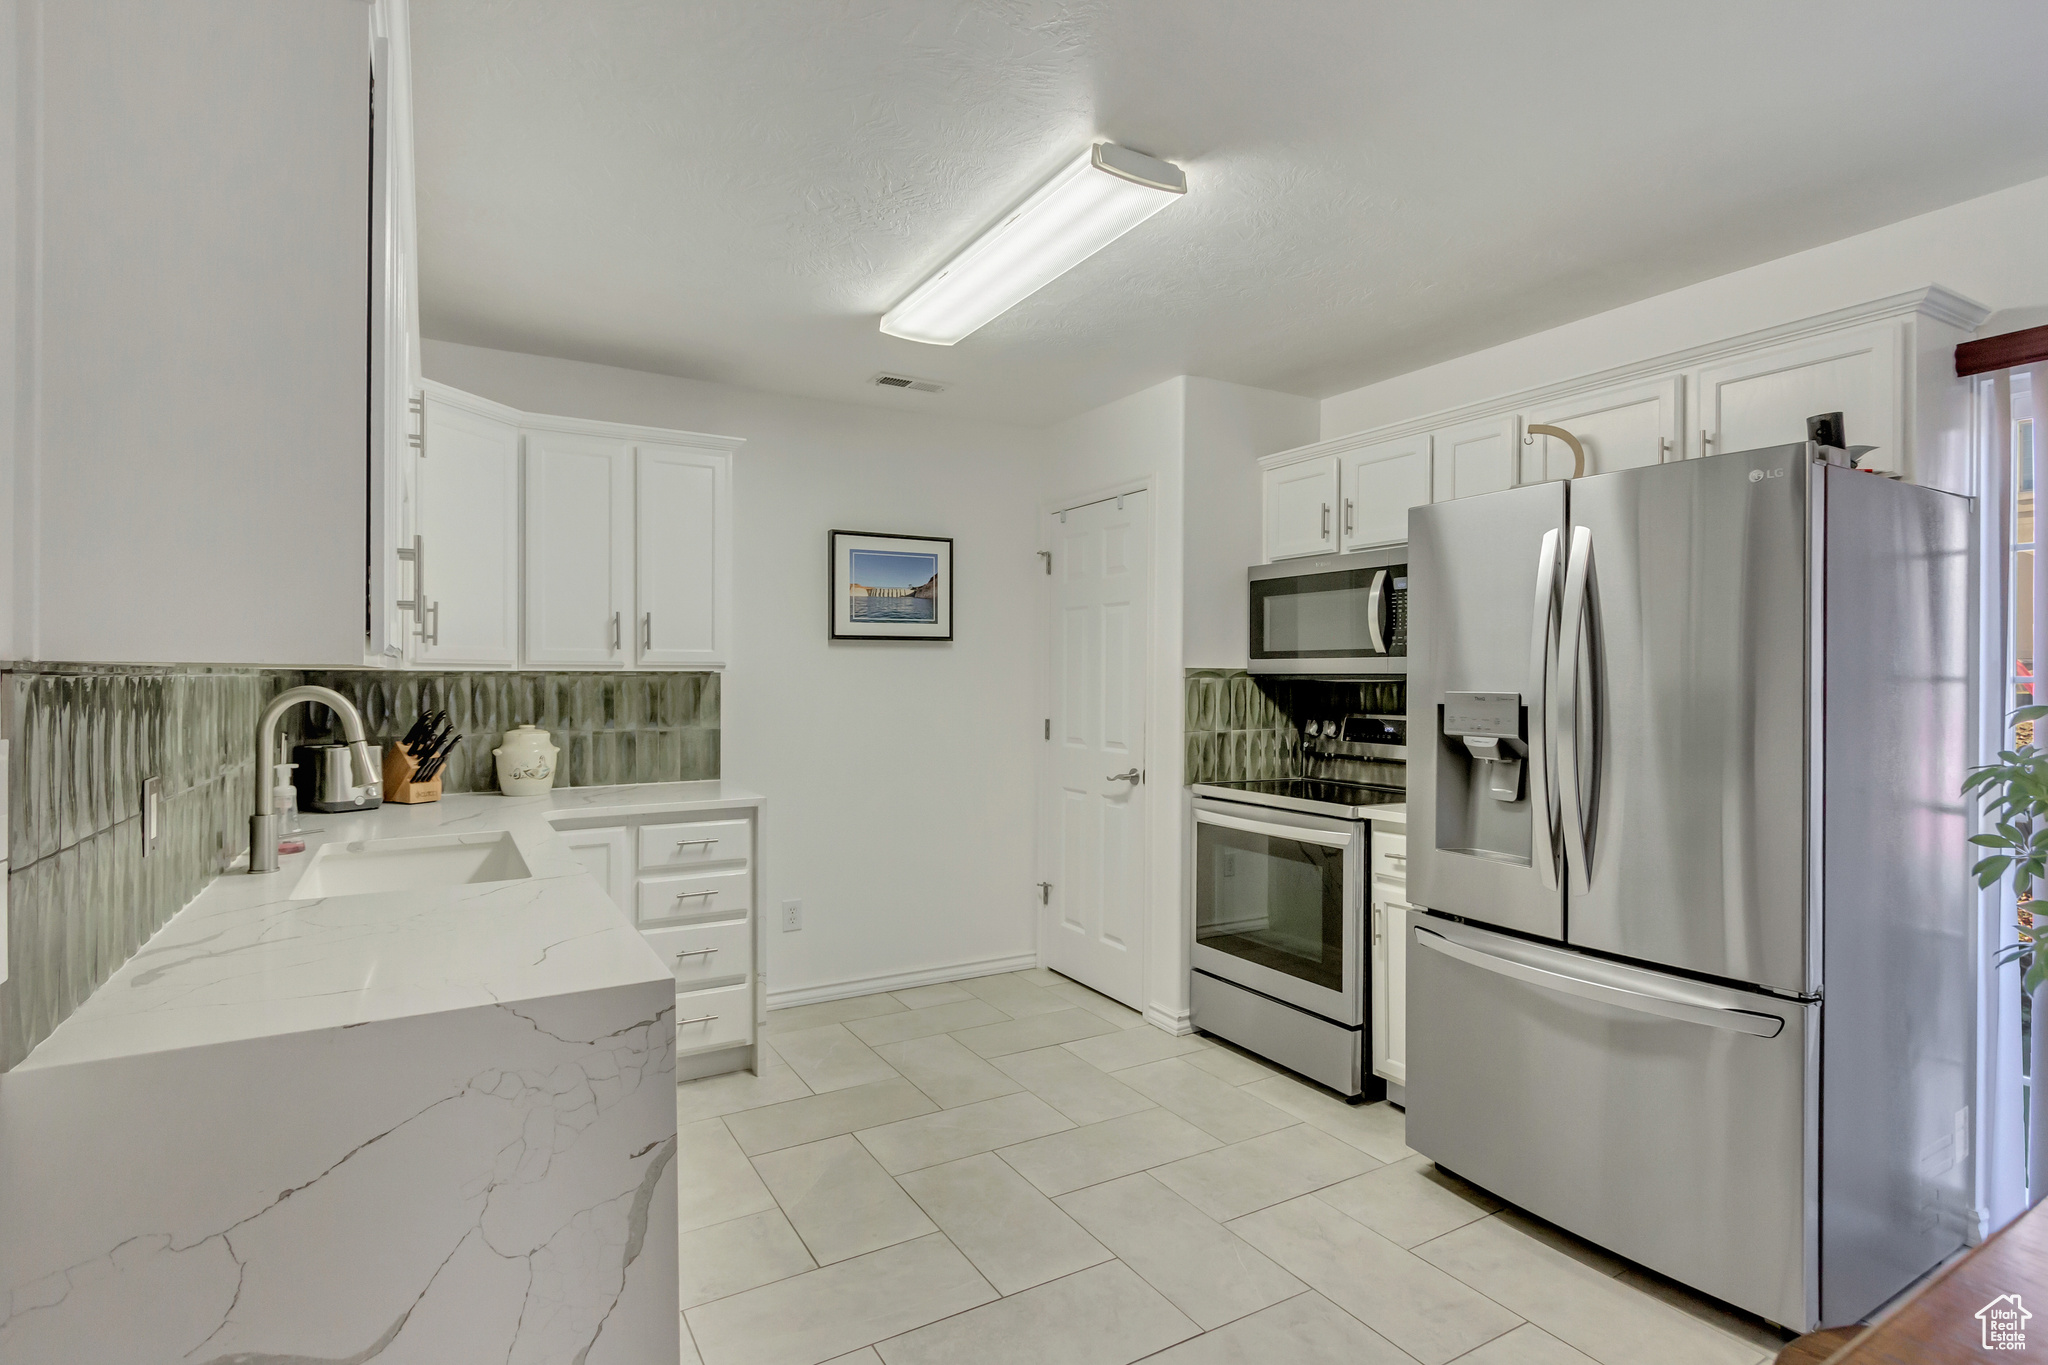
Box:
1190;778;1406;819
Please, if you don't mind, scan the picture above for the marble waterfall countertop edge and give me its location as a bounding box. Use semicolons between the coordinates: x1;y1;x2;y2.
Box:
17;781;764;1073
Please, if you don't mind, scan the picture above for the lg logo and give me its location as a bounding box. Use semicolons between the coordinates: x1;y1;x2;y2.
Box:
1749;468;1787;483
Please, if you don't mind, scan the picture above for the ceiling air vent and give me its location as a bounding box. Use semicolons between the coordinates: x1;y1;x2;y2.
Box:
872;372;945;394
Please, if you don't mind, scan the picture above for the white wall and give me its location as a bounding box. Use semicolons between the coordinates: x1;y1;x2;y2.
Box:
1;0;19;659
424;340;1048;1001
10;1;369;666
1321;174;2048;440
1182;378;1319;670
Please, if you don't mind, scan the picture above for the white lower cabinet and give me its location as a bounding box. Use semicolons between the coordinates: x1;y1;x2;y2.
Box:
671;981;754;1053
1371;827;1408;1086
560;825;633;915
553;803;761;1073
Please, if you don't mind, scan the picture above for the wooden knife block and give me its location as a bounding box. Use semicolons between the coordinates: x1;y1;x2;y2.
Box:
382;744;442;804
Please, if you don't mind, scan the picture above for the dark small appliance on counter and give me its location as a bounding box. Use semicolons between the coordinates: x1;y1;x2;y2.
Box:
293;742;383;813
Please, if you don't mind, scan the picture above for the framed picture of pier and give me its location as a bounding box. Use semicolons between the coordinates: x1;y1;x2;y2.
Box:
830;530;954;641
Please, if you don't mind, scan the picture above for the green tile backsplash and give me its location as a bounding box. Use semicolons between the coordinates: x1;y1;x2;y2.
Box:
298;671;720;794
1185;669;1406;788
1;663;721;1072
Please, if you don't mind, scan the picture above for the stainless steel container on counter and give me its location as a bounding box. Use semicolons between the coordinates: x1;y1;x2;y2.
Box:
293;742;383;813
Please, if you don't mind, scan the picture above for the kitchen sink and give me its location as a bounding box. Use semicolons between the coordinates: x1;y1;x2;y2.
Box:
289;831;532;899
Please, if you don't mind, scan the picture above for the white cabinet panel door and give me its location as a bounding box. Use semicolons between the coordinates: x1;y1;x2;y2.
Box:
1341;435;1432;551
416;394;521;667
1373;896;1409;1084
1263;455;1340;560
1524;377;1682;483
1044;492;1151;1009
525;432;631;667
1431;416;1520;500
561;825;633;915
1691;323;1902;466
635;444;729;668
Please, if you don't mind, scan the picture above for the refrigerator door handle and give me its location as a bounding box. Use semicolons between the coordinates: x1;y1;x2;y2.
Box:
1412;927;1786;1038
1556;525;1595;895
1527;528;1561;890
1365;569;1388;654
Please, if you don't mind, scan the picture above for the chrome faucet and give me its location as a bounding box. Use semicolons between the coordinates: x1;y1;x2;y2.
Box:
249;685;379;874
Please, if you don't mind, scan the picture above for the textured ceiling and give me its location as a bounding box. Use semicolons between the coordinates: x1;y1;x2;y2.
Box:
411;1;2048;426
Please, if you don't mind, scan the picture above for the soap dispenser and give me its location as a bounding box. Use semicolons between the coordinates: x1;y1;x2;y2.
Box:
273;762;305;856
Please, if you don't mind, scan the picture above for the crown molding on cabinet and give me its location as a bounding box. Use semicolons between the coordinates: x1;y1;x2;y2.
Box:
1261;284;1990;470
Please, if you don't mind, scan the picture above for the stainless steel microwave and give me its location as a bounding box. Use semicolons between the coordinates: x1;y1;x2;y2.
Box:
1248;546;1407;675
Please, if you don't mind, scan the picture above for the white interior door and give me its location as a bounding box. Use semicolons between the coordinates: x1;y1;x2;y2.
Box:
1045;493;1152;1009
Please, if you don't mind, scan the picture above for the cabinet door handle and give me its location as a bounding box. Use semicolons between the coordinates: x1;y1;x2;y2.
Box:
1321;503;1331;538
1700;428;1712;456
642;611;652;650
678;1014;720;1026
674;947;719;960
611;611;622;651
425;601;440;647
1373;905;1384;945
1343;498;1354;535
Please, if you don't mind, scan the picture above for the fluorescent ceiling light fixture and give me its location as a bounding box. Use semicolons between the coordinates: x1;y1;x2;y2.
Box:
880;142;1187;346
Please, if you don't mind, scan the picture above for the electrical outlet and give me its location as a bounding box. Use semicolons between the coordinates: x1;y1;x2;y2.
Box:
781;899;802;932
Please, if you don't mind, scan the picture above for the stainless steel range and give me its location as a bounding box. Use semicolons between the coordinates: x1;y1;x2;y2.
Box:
1188;775;1403;1099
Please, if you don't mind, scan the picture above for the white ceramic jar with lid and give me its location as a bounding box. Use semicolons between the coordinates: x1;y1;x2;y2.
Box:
493;725;560;795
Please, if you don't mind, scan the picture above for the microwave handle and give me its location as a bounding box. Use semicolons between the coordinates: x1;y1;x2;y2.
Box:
1365;569;1388;654
1195;808;1356;850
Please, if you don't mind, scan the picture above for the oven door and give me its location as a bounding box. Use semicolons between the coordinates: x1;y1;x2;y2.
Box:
1192;801;1364;1024
1248;555;1408;675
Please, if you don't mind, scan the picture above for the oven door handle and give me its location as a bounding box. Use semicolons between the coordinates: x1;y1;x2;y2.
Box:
1365;569;1388;655
1195;808;1356;850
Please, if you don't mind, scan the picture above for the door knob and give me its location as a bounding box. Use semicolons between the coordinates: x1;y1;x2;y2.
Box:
1108;769;1142;785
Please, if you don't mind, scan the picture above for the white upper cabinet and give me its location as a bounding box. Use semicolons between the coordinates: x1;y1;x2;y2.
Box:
1431;415;1520;500
1523;377;1683;483
1264;455;1341;560
1341;435;1432;551
525;432;633;667
415;389;521;667
636;445;731;668
1690;323;1902;466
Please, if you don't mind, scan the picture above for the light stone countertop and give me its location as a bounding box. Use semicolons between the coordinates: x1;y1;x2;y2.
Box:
1369;803;1407;824
19;780;763;1072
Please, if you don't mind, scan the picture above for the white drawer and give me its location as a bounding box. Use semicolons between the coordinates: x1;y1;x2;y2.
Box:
639;818;750;871
644;919;752;989
637;867;752;926
673;980;753;1054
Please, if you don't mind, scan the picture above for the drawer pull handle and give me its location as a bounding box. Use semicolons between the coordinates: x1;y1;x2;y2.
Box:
675;838;717;849
675;947;720;960
678;1014;720;1026
674;889;718;901
1385;853;1407;865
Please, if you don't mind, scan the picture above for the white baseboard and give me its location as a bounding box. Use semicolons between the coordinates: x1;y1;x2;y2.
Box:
1146;1001;1195;1036
767;951;1040;1011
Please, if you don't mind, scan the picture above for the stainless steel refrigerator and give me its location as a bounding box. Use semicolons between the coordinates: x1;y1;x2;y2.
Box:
1405;442;1972;1332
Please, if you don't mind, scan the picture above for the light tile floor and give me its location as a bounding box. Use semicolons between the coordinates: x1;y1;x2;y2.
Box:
677;968;1791;1365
